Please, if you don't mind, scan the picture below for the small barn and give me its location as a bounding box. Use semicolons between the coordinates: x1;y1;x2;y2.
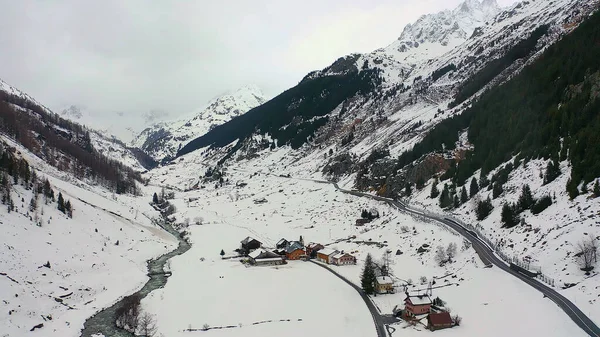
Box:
331;252;356;265
240;237;262;254
404;294;432;317
375;276;394;294
355;218;371;226
427;312;453;331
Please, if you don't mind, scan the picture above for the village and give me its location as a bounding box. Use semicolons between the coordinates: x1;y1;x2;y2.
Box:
233;228;459;332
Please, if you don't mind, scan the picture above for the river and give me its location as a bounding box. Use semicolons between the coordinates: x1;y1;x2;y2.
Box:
80;224;190;337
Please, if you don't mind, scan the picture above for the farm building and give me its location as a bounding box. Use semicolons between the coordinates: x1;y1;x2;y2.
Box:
316;248;339;264
240;237;262;254
331;252;356;265
276;238;289;249
285;241;306;260
427;312;453;331
248;249;284;266
375;276;394;294
306;243;324;257
404;294;432;317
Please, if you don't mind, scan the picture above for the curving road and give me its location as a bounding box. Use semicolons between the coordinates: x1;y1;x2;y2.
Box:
310;260;397;337
329;182;600;337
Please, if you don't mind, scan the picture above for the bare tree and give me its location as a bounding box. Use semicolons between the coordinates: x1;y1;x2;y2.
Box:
576;239;595;274
138;311;158;337
446;242;457;262
435;246;447;266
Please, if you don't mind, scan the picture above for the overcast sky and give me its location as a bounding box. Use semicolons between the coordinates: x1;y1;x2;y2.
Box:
0;0;519;123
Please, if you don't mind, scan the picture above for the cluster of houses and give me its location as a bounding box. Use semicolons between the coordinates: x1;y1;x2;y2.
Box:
401;293;455;331
238;236;357;267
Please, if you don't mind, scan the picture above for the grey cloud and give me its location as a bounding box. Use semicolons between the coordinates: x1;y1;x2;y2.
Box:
0;0;520;127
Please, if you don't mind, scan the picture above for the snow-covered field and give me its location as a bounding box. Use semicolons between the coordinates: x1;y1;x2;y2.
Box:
142;149;589;336
0;136;177;337
143;224;374;337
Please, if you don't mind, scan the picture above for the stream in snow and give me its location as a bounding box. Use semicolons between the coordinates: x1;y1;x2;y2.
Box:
80;224;190;337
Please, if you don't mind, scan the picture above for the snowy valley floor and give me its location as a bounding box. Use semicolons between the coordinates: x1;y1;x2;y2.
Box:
142;159;588;337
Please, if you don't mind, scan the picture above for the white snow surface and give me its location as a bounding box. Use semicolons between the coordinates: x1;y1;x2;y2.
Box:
0;135;177;337
140;146;590;336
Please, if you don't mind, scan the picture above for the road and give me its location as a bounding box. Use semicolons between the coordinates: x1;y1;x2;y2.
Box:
310;261;398;337
329;182;600;337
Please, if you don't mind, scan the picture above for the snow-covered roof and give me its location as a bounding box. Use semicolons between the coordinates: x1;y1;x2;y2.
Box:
241;236;260;245
376;276;394;285
276;238;288;246
285;242;304;254
248;249;267;259
306;242;323;248
255;257;283;263
406;295;432;306
318;248;338;256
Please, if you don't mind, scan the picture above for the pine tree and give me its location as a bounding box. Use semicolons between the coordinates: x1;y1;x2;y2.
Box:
360;253;376;295
405;182;412;196
492;182;503;199
439;184;452;208
220;249;225;258
430;178;439;198
593;180;600;198
517;184;534;212
152;192;159;204
469;177;479;198
501;203;519;228
476;197;493;220
460;186;468;204
65;200;72;218
57;192;65;213
543;160;561;185
453;194;460;208
29;196;37;212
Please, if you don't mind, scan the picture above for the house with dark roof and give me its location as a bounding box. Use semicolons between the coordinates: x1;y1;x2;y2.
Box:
427;312;453;331
276;238;289;249
404;293;432;317
306;243;324;258
248;249;284;266
240;237;262;254
285;241;306;260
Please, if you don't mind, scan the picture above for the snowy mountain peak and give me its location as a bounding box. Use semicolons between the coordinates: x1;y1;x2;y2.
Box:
384;0;500;62
132;85;268;162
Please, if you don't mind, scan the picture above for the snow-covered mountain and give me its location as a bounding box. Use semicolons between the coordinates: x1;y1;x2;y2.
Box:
382;0;500;63
132;85;267;162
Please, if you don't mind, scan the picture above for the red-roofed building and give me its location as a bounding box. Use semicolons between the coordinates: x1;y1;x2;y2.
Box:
427;312;453;331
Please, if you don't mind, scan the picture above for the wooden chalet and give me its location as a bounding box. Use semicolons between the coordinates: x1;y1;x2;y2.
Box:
331;252;356;265
285;241;306;260
316;248;339;264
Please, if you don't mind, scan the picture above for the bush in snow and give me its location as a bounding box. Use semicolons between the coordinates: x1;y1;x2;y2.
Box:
531;195;552;214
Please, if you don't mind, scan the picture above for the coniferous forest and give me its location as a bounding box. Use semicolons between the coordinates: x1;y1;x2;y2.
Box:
397;10;600;198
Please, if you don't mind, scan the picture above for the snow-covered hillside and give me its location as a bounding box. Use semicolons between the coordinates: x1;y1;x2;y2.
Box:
139;146;589;336
132;85;267;162
381;0;500;63
0;135;177;337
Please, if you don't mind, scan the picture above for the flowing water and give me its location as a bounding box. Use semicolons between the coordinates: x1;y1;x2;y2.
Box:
80;224;190;337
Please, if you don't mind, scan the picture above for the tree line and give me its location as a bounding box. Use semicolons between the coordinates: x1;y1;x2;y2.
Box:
0;92;141;194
